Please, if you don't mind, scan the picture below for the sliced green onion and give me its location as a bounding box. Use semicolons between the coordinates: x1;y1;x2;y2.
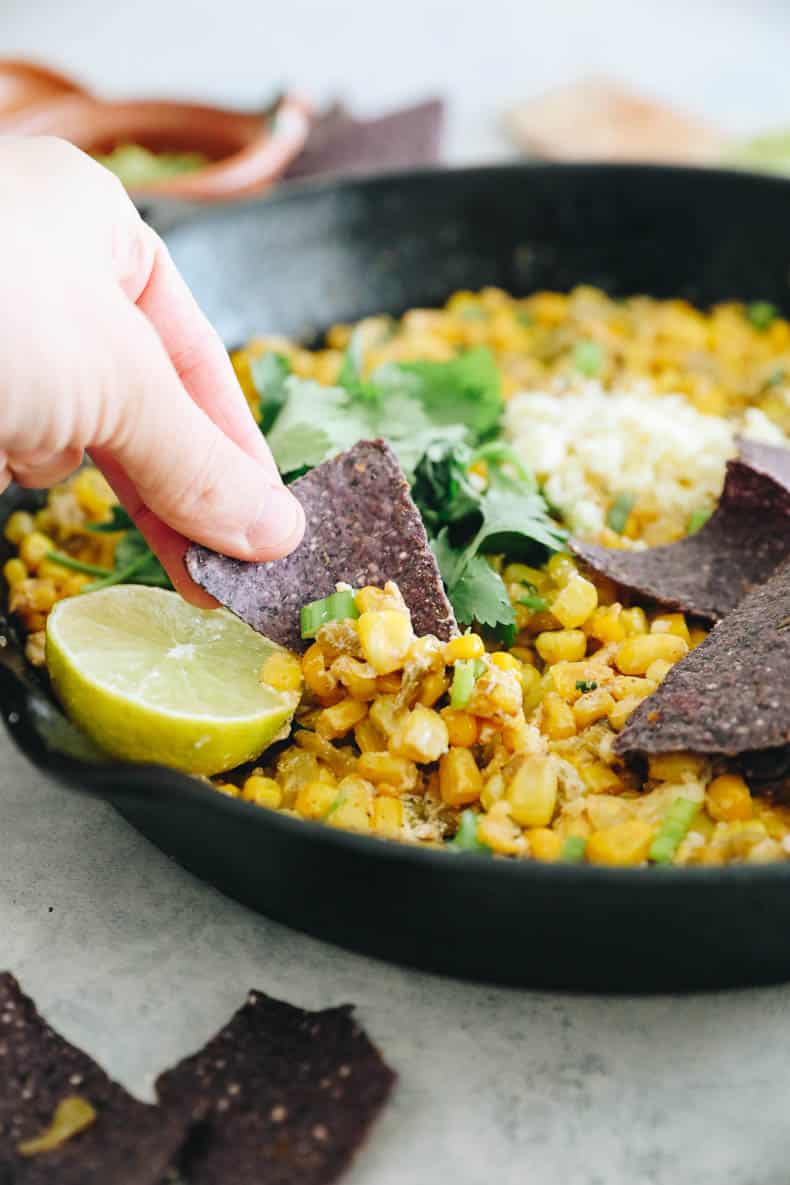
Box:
300;590;359;639
520;594;549;612
687;507;713;535
448;809;491;854
45;551;113;578
649;797;700;865
450;659;477;709
575;680;598;693
573;339;604;376
560;835;587;863
747;301;777;331
607;492;636;534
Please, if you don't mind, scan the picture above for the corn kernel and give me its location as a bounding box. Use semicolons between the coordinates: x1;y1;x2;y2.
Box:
373;796;403;838
620;607;648;636
650;613;691;645
586;795;633;830
689;627;708;649
586;820;654;866
549;660;606;701
490;651;521;672
616;634;688;675
579;761;623;794
440;708;479;747
72;468;114;517
541;692;576;739
573;689;616;729
551;575;598;628
62;573;90;597
419;671;449;707
521;665;544;713
546;553;577;586
355;583;409;615
214;781;240;798
503;563;548;589
439;747;483;806
506;755;558;826
585;604;626;643
241;775;282;809
609;676;656;701
389;705;449;762
354;717;386;754
510;646;536;666
443;633;485;662
357;752;419;792
369;695;406;738
331;655;378;700
302;642;337;698
645;659;672;684
477;801;527;855
19;532;54;572
528;828;564;862
706;774;753;822
358;610;414;675
4;510;35;545
3;558;27;588
502;720;536;752
292;732;356;778
535;629;587;665
260;650;303;692
481;771;506;811
316;697;368;740
407;635;444;670
295;780;339;820
608;696;642;731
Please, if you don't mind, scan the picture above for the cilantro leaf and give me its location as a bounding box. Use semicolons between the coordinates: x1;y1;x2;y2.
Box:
446;552;516;632
250;352;291;432
461;468;568;562
371;347;502;437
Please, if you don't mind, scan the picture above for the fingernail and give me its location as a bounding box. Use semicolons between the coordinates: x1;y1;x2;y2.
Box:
247;485;305;557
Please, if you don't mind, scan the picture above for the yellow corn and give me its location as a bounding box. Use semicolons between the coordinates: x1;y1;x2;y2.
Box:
355;583;409;615
354;717;386;754
506;755;558;826
650;613;691;645
443;633;485;662
4;510;35;545
490;651;521;672
376;673;402;694
292;731;355;778
546;553;577;586
62;573;90;597
357;752;419;792
440;708;479;747
477;801;527;856
302;642;337;698
689;627;708;649
214;782;240;798
407;635;444;670
419;671;449;707
608;696;642;731
481;771;506;811
260;651;303;692
439;747;483;806
504;563;548;589
609;675;657;701
585;604;626;643
579;761;623;794
295;780;339;820
502;720;536;753
586;819;654;866
620;607;648;636
241;775;283;809
549;660;605;701
72;468;114;517
535;629;587;665
550;575;598;628
316;697;368;740
358;610;414;675
510;646;536;666
706;774;753;822
645;658;672;684
528;828;564;862
541;692;576;739
616;634;688;675
19;532;54;572
389;705;449;762
573;688;616;729
331;655;378;700
648;752;709;782
521;665;544;713
373;796;404;838
3;558;27;588
369;694;406;738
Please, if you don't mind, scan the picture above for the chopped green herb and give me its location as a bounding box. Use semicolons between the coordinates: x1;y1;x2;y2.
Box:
575;680;598;693
250;352;291;433
606;492;636;534
450;659;478;709
747;301;778;331
300;590;359;639
448;809;491;854
573;339;604;376
45;551;112;578
515;309;533;328
687;507;713;535
520;594;549;612
649;797;700;865
559;835;587;863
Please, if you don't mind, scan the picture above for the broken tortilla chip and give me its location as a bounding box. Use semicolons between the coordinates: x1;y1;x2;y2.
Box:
0;973;191;1185
156;989;396;1185
186;439;457;651
572;438;790;623
615;558;790;768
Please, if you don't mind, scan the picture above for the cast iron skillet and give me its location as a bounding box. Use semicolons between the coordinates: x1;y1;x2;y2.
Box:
3;163;790;993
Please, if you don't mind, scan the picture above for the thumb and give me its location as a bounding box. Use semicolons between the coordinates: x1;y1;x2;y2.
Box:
104;302;305;562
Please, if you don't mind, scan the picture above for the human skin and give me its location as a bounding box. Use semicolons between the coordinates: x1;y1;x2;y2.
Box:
0;136;305;605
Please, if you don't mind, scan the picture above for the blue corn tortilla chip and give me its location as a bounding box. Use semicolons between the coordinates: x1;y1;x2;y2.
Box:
615;558;790;772
572;438;790;624
156;989;395;1185
0;972;191;1185
186;439;457;651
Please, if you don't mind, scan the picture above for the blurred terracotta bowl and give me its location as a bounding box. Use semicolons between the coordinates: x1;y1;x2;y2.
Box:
0;90;312;200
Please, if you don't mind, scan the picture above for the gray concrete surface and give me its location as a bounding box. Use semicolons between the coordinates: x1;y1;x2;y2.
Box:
5;1;790;1180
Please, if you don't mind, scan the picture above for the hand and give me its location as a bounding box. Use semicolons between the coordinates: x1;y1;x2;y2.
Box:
0;136;305;604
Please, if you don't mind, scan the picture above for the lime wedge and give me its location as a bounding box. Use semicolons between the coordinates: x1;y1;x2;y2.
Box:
45;586;300;776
